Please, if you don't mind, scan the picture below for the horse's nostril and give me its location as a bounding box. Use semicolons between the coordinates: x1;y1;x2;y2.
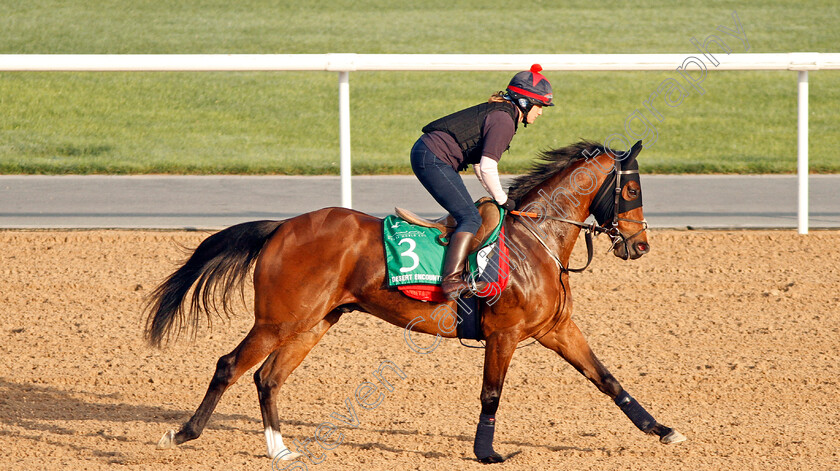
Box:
636;242;649;253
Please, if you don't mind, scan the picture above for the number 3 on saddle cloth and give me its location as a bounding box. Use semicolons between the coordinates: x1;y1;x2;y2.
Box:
383;206;510;304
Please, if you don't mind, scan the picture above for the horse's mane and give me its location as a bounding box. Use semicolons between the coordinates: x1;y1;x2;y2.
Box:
507;140;609;203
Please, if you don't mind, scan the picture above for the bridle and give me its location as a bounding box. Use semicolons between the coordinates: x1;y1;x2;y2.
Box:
610;166;649;256
510;156;648;273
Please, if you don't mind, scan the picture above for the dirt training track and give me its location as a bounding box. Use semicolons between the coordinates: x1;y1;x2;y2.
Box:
0;229;838;470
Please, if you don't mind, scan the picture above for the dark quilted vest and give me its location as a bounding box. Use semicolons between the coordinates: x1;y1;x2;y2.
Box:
422;101;518;166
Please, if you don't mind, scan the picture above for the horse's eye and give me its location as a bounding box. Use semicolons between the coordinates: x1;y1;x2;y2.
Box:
622;182;640;201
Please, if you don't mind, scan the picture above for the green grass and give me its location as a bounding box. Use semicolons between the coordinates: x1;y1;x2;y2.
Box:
0;0;838;174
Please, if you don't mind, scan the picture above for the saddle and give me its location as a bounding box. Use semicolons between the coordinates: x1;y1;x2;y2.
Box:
394;197;503;253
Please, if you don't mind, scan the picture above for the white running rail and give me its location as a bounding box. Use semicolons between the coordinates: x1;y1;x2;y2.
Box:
2;53;839;232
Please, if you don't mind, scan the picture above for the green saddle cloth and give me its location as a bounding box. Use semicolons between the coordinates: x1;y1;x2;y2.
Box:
383;210;504;287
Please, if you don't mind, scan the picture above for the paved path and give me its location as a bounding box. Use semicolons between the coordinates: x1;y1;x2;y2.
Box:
1;175;839;230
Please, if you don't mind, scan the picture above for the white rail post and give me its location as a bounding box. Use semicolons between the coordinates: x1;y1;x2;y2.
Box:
797;70;809;234
339;70;352;209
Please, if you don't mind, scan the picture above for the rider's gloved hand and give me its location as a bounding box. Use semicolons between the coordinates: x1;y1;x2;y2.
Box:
500;198;516;212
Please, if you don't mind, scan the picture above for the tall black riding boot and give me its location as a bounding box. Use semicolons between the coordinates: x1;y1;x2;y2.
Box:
441;232;475;298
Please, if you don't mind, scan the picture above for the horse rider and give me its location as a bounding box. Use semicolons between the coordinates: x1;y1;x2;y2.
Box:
410;64;553;298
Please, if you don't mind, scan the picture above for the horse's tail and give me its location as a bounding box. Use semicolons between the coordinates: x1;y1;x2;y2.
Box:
144;220;285;348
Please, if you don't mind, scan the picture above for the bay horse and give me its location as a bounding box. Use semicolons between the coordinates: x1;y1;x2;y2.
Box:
145;140;685;465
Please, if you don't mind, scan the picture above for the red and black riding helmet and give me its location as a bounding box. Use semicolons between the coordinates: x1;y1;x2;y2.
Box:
506;63;554;110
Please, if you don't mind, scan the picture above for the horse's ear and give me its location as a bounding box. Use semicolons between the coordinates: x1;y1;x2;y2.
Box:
629;140;643;159
619;140;643;170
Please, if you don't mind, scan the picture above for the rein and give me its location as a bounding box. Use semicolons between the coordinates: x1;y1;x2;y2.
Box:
510;211;600;273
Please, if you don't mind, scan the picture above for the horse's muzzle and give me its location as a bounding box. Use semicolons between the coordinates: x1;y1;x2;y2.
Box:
634;241;650;256
614;239;650;260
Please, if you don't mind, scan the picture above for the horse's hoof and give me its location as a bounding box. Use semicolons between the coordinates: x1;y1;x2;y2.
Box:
477;452;505;464
270;449;304;461
156;430;177;450
660;429;687;444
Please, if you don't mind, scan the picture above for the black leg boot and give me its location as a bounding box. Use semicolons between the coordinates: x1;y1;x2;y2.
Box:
473;413;504;463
